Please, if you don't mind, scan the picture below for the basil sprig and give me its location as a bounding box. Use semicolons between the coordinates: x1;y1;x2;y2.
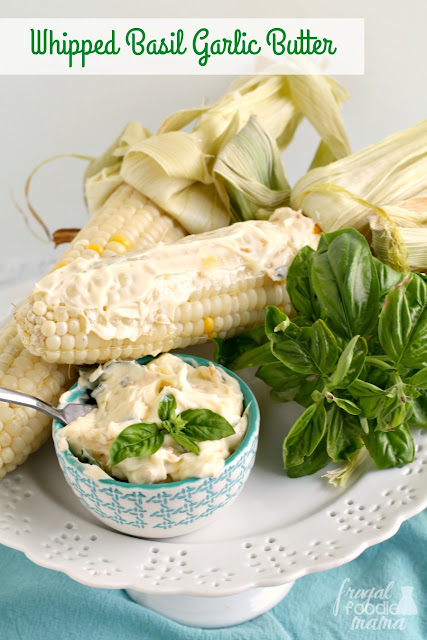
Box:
109;394;235;467
215;227;427;477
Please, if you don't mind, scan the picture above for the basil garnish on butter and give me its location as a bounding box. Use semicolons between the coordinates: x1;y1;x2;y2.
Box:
109;394;235;467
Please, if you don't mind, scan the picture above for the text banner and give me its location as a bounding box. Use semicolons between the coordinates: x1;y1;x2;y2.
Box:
0;18;364;75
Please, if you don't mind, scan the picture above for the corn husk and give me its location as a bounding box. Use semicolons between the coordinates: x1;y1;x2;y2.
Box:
84;121;150;213
370;197;427;271
291;121;427;271
213;117;291;221
115;74;350;233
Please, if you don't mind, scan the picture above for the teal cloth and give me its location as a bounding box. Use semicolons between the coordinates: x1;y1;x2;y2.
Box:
0;511;425;639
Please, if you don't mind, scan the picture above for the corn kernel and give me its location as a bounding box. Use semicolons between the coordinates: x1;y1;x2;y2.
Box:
1;447;14;464
46;335;61;351
54;308;69;322
41;320;56;337
277;304;285;312
11;437;26;454
51;261;69;271
67;319;81;335
61;335;75;350
201;256;217;269
0;432;12;447
18;378;37;395
203;316;215;334
86;243;104;254
108;233;132;249
75;334;88;349
55;322;68;336
312;224;322;234
33;301;47;316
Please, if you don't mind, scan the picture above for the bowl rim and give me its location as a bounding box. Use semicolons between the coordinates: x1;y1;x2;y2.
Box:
53;353;260;490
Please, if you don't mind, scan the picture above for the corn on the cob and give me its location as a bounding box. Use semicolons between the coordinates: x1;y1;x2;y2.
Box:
16;209;321;365
0;185;186;478
0;319;70;478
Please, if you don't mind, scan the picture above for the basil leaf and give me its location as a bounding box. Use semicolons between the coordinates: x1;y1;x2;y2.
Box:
310;320;339;375
180;409;235;441
286;435;331;477
374;258;403;304
287;245;319;320
359;394;393;421
349;378;385;397
375;395;408;431
327;405;363;462
379;273;427;369
266;308;337;376
409;367;427;388
269;375;324;408
290;315;316;328
79;448;101;468
327;336;367;390
256;361;307;392
283;402;327;468
213;327;273;370
265;305;290;341
365;355;394;370
158;394;177;421
294;377;325;407
170;432;200;455
231;343;277;370
331;396;362;415
269;325;318;374
109;423;163;467
363;424;415;469
408;389;427;427
311;229;380;339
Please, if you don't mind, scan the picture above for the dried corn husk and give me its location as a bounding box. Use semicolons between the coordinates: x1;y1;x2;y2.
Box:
84;121;150;213
116;74;350;233
291;121;427;270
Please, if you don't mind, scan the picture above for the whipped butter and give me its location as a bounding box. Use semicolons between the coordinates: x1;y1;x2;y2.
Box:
28;209;319;343
59;354;247;484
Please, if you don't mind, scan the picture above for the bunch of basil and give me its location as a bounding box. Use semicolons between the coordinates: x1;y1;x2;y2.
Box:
215;229;427;479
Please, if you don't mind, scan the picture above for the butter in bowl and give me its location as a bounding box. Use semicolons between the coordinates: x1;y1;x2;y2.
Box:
53;353;259;538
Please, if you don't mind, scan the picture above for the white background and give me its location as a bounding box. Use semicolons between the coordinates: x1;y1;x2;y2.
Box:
0;0;425;265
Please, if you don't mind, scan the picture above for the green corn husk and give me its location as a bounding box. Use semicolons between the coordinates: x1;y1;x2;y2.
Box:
291;121;427;271
85;74;350;233
213;117;291;222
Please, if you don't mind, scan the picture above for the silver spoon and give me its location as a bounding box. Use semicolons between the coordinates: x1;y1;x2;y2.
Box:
0;386;94;425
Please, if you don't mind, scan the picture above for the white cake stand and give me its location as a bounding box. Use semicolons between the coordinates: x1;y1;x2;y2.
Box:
0;276;426;628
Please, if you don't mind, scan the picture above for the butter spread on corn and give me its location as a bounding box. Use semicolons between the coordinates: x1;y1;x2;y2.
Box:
26;209;319;344
59;353;247;484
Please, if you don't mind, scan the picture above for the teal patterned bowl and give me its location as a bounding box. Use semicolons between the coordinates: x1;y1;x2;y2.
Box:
52;354;259;538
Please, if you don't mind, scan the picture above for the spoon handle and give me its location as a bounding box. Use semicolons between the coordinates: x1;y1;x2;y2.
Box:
0;386;66;424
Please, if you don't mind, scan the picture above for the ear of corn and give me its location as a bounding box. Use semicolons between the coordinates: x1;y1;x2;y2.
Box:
0;319;71;478
290;121;427;270
0;186;186;478
16;210;321;365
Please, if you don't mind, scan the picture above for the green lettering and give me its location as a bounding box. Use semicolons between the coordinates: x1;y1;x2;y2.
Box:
325;38;337;54
193;28;210;67
30;29;47;55
126;28;146;55
266;28;287;55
